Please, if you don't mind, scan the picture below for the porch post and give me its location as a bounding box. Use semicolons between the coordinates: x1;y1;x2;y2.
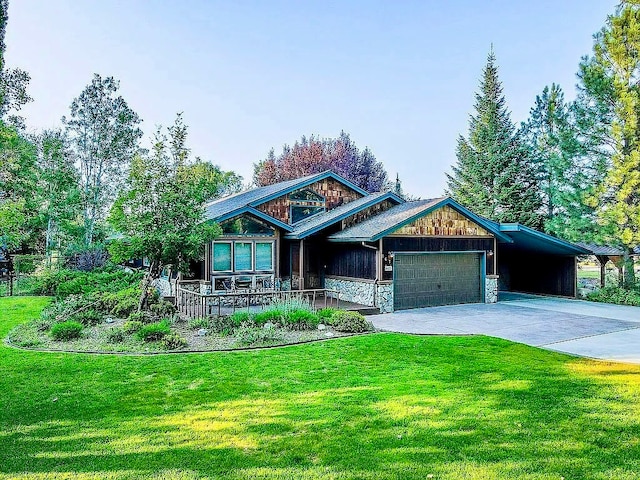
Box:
204;242;211;282
376;238;383;281
299;239;305;290
595;255;608;289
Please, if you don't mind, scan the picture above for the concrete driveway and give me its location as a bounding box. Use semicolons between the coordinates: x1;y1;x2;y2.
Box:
368;293;640;363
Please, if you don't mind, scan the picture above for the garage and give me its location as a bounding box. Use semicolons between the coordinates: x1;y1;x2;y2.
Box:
393;252;483;310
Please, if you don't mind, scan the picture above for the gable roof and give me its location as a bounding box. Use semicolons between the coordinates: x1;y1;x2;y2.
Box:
212;206;294;232
327;197;513;243
284;191;405;240
204;170;368;226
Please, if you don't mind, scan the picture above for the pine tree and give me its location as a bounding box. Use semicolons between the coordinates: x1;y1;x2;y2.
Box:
578;1;640;287
447;51;541;227
521;84;603;241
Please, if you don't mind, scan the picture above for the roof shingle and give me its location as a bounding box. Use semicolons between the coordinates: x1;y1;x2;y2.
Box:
327;198;444;241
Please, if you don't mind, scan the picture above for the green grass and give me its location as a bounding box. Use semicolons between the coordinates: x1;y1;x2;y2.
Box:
2;297;640;479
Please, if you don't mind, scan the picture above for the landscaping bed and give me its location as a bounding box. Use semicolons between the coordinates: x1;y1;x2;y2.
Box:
6;286;374;353
6;310;362;354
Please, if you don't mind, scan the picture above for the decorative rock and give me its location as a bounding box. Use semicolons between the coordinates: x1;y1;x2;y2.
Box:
317;323;326;330
263;322;275;329
105;317;115;324
197;328;208;337
324;332;335;338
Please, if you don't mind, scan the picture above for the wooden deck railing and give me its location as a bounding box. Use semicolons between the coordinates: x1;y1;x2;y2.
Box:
175;285;341;319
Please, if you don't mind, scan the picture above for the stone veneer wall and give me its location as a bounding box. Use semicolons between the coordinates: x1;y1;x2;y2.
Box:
154;278;173;297
485;275;498;303
325;276;376;307
376;282;394;313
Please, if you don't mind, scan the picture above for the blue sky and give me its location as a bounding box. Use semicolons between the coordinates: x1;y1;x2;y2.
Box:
7;1;616;197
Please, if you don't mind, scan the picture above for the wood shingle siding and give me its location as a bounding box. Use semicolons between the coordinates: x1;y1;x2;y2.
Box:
256;178;363;224
393;205;490;236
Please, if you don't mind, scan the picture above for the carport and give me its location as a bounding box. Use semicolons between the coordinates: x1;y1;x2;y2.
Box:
497;224;590;297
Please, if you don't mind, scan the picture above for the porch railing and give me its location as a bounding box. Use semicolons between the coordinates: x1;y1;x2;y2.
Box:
175;285;341;319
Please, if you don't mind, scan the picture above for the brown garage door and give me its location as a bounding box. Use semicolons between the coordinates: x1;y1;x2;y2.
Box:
393;252;482;310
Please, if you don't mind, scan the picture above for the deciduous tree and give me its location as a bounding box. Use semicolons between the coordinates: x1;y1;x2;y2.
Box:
108;116;238;310
63;74;143;247
0;0;31;129
253;132;389;192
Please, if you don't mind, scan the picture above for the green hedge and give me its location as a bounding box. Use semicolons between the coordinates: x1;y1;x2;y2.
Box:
587;286;640;306
33;267;143;298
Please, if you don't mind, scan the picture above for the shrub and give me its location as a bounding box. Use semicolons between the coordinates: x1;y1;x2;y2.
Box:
188;317;211;329
51;321;83;341
100;287;140;317
127;311;155;324
587;286;640;306
253;309;283;326
68;248;109;271
162;333;188;350
32;266;143;298
235;325;285;346
136;321;170;342
317;307;337;320
330;311;373;333
122;320;143;334
284;309;320;331
229;311;252;327
270;298;314;314
34;319;53;332
208;316;237;335
70;308;104;326
105;327;126;343
150;300;177;318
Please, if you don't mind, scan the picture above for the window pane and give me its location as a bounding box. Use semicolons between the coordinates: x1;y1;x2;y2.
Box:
234;242;253;271
291;205;325;223
290;188;324;202
255;242;273;270
220;215;275;236
213;243;231;271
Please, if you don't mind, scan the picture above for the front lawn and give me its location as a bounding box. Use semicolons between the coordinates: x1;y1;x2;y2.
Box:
2;297;640;479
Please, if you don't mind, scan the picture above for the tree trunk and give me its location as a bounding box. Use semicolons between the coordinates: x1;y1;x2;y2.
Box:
138;260;161;312
623;249;636;289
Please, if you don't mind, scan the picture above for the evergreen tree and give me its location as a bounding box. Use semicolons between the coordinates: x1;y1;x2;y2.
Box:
447;51;541;227
578;1;640;286
521;84;602;241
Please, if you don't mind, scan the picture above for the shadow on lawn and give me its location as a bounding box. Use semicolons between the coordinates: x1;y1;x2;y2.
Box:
1;333;640;479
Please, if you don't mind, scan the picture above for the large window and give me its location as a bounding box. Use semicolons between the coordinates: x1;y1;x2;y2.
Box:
213;242;232;271
212;240;275;274
234;242;253;271
255;242;274;271
290;188;325;223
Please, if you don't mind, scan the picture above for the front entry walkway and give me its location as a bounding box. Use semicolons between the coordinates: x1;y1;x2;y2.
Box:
367;293;640;364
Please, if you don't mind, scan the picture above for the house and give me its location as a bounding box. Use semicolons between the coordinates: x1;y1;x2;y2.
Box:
201;170;589;313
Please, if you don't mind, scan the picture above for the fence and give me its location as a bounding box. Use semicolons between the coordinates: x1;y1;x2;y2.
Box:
176;283;341;319
0;255;71;296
